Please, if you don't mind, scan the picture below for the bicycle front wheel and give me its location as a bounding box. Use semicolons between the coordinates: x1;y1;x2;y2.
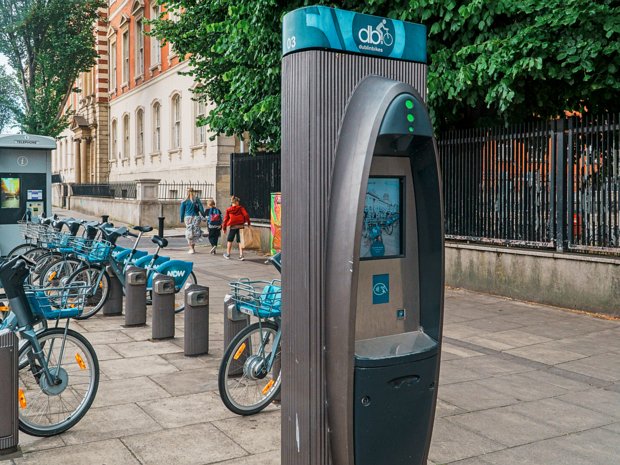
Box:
18;328;99;437
218;321;281;415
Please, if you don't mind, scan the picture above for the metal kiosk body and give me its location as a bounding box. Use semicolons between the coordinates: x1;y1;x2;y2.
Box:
0;329;18;456
281;6;444;465
0;134;55;256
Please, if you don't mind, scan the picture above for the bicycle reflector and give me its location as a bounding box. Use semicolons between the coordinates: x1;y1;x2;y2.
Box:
48;271;57;281
262;379;275;395
18;388;27;409
234;343;247;360
75;353;87;370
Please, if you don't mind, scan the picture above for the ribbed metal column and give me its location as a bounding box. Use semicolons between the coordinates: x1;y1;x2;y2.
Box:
281;50;426;465
0;330;18;456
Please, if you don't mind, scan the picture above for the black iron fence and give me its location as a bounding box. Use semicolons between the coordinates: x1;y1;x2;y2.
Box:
70;182;137;199
440;113;620;255
158;181;214;200
230;152;281;220
69;181;215;201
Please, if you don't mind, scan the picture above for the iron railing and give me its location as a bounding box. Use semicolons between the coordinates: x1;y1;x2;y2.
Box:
70;182;137;199
158;181;214;200
439;113;620;255
230;152;281;220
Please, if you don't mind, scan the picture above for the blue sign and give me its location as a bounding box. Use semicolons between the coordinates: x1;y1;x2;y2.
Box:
372;274;390;305
283;6;427;63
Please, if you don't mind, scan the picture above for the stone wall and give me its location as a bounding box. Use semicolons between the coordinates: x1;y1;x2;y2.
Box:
446;242;620;316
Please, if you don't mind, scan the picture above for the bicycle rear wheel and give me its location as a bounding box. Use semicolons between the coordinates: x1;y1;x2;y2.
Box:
18;328;99;437
218;321;281;415
66;265;110;319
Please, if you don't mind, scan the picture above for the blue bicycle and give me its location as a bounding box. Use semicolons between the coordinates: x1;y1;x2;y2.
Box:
218;254;282;415
0;257;99;436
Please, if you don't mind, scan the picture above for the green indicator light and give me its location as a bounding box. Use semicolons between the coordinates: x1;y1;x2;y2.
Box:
405;99;414;109
407;114;414;122
408;127;414;133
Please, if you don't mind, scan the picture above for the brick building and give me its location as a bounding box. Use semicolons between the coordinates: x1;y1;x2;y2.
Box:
53;8;110;184
54;0;235;206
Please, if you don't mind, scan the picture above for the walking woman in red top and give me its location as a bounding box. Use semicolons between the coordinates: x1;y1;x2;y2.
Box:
222;195;251;260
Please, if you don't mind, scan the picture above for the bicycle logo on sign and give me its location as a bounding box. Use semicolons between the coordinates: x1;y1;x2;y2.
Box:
373;282;389;297
358;19;393;47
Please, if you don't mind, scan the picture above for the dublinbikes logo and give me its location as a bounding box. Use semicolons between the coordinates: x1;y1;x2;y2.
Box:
353;16;395;56
372;274;390;305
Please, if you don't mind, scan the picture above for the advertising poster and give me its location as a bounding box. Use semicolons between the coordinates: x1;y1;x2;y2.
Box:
1;178;20;209
270;192;282;255
361;177;401;258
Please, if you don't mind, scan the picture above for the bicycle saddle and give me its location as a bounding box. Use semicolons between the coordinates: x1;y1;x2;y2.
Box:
99;226;128;245
151;236;168;248
40;218;53;226
65;219;82;236
133;225;153;233
52;219;68;231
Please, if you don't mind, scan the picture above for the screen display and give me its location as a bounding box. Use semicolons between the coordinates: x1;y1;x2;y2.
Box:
1;177;20;209
27;189;43;200
361;177;402;259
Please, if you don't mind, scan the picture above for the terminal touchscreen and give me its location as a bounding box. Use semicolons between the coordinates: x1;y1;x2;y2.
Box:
361;177;403;259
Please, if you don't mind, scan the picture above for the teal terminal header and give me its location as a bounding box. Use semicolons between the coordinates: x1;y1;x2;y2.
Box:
282;6;427;63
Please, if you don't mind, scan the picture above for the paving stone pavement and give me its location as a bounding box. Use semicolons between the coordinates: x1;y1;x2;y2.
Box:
2;232;619;465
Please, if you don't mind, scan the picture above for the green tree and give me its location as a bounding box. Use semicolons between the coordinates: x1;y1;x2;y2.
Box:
151;0;620;151
0;0;105;137
0;64;20;132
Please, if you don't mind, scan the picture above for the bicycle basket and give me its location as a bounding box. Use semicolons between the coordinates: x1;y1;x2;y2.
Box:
18;220;51;242
229;279;282;318
25;282;91;319
72;238;113;263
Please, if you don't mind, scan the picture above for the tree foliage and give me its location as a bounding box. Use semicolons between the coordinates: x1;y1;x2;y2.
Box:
0;0;105;137
151;0;620;151
0;64;20;132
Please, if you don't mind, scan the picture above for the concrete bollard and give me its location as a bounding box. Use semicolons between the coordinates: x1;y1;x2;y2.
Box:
0;330;18;457
223;293;250;375
102;266;123;316
124;266;147;327
152;273;175;340
184;284;209;356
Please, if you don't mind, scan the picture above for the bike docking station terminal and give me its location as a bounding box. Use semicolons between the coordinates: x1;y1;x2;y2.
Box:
282;6;443;465
0;134;55;256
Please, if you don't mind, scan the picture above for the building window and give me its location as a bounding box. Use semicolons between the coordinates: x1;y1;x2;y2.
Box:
150;5;161;67
111;119;118;159
152;102;161;153
195;99;206;144
122;114;130;159
122;30;129;85
135;18;144;78
109;40;117;91
171;94;181;149
136;108;144;156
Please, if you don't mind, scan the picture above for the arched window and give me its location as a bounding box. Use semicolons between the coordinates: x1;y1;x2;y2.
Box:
152;101;161;153
122;114;130;159
195;99;206;144
111;119;118;159
136;108;144;156
171;93;181;149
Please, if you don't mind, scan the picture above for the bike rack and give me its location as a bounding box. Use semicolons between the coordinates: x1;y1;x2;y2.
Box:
152;273;175;340
102;265;123;317
124;266;147;327
223;293;250;375
184;285;209;356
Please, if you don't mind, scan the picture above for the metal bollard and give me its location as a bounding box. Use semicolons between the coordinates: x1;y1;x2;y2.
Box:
223;294;249;375
152;273;175;340
184;284;209;356
102;266;123;316
124;266;147;327
0;330;18;457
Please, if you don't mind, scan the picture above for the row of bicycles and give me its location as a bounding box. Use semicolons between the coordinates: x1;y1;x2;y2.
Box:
0;214;199;436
